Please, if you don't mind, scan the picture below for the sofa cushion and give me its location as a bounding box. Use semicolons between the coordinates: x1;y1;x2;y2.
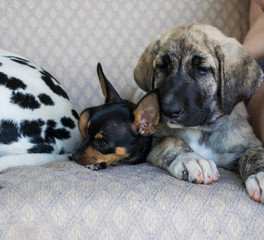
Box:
1;1;262;239
0;0;249;113
0;161;263;239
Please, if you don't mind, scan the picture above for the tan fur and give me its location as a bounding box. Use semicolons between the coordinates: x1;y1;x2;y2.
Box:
133;23;264;202
134;23;262;114
79;111;90;138
81;146;130;167
133;90;160;136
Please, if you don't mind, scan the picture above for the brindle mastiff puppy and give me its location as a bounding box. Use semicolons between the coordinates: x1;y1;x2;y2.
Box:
134;23;264;202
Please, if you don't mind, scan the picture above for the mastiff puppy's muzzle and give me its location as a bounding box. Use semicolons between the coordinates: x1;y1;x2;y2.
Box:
134;23;264;203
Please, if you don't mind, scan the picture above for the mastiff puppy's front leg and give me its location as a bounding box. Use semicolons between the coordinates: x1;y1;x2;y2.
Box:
239;148;264;202
147;136;220;184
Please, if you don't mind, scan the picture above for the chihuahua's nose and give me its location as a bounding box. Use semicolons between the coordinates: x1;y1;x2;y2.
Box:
71;151;81;163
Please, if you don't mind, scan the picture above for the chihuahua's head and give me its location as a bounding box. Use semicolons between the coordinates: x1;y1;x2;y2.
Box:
71;63;160;170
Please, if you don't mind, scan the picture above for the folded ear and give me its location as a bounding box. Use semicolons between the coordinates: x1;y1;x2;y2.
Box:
132;89;160;136
215;38;264;114
134;37;160;92
79;108;92;139
97;63;122;103
79;106;102;138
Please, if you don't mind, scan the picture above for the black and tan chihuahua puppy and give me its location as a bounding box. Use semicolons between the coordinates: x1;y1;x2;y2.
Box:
71;63;160;170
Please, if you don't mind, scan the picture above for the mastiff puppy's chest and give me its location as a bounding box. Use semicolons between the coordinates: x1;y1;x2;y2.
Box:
153;102;261;171
134;23;264;202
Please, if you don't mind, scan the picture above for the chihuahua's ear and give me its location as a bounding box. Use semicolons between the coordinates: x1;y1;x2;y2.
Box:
97;63;122;103
79;108;92;138
79;105;103;138
133;89;160;136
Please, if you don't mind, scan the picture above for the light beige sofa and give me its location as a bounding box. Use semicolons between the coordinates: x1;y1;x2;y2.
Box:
0;1;264;239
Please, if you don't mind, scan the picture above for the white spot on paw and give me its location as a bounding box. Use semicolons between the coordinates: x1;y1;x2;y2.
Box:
245;172;264;202
169;152;219;184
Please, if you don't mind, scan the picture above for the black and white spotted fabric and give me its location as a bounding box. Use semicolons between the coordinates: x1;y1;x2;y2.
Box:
0;49;81;162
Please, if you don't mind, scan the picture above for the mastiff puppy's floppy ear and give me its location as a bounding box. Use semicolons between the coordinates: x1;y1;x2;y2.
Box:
134;36;160;92
215;38;264;115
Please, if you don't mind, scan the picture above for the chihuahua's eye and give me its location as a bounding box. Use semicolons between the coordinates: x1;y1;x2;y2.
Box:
96;139;106;149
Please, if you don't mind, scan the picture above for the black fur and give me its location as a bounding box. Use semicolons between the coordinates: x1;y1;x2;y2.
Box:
11;92;41;109
38;93;54;106
61;117;76;129
40;69;69;99
71;63;159;169
0;120;20;144
7;56;36;69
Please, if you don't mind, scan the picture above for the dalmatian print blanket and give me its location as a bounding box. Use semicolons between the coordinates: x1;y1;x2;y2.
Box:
0;49;81;171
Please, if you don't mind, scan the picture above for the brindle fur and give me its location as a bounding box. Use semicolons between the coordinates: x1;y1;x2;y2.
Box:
134;23;264;202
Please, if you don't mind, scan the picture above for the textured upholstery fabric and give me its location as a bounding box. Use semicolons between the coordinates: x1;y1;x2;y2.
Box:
0;162;264;240
1;1;264;240
1;0;249;113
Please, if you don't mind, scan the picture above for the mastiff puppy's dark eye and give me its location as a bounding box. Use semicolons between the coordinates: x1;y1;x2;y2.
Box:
156;54;172;73
197;66;211;75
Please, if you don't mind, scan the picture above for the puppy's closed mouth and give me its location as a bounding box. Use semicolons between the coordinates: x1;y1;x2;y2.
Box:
160;113;185;129
161;110;183;123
